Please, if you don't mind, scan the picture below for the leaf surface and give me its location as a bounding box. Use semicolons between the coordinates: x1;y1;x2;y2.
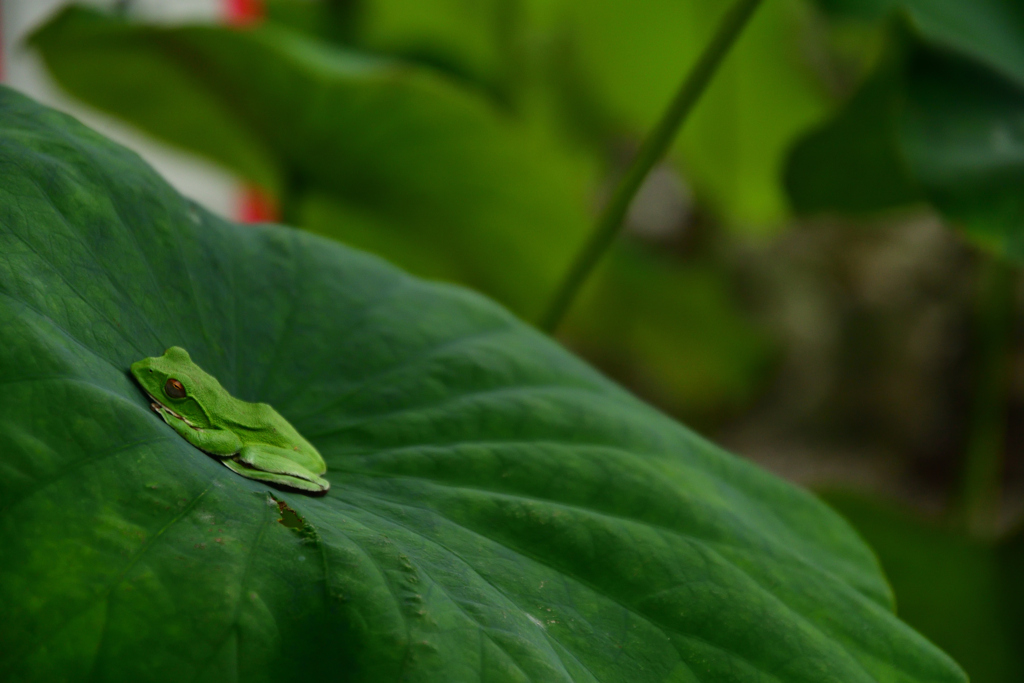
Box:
0;87;964;682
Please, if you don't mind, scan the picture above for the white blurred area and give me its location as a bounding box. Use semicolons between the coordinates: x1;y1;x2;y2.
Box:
0;0;240;219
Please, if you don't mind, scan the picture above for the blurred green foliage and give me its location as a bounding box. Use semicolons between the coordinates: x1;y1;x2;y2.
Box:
269;0;830;230
32;5;593;320
788;0;1024;261
787;4;1024;676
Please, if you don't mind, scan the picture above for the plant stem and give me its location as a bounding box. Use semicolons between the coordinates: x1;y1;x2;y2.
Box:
494;0;526;112
324;0;363;46
539;0;765;333
958;256;1016;535
278;168;306;227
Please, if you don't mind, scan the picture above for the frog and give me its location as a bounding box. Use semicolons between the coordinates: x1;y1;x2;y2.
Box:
130;346;329;495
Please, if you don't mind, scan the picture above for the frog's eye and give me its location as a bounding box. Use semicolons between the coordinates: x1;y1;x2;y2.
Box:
165;378;187;399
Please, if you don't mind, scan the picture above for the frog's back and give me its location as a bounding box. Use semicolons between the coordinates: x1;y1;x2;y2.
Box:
227;398;309;448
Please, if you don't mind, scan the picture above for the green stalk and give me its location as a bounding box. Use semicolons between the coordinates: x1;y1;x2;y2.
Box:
494;0;525;112
324;0;363;46
278;169;306;227
958;256;1016;535
539;0;765;333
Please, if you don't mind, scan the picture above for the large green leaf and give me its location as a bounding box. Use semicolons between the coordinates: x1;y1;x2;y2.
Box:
265;0;515;96
30;4;592;320
787;0;1024;260
0;87;964;682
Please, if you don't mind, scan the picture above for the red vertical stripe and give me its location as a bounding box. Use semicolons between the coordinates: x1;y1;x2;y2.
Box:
225;0;264;26
238;187;278;223
223;0;277;222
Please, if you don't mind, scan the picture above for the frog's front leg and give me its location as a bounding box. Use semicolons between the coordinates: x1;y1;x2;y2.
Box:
155;406;242;456
227;445;330;494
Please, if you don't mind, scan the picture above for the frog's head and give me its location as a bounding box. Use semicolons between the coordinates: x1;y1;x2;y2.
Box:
131;346;217;427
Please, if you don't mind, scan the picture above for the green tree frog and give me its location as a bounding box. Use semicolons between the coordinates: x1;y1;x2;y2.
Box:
131;347;329;494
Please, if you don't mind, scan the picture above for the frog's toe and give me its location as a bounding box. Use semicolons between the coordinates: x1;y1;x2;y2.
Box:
266;473;330;496
286;475;330;495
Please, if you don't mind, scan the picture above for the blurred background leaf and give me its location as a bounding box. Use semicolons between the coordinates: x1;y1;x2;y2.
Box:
787;0;1024;261
554;0;829;230
31;5;593;320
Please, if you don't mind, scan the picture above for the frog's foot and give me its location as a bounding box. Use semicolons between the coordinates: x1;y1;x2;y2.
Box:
223;459;330;495
224;446;330;495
